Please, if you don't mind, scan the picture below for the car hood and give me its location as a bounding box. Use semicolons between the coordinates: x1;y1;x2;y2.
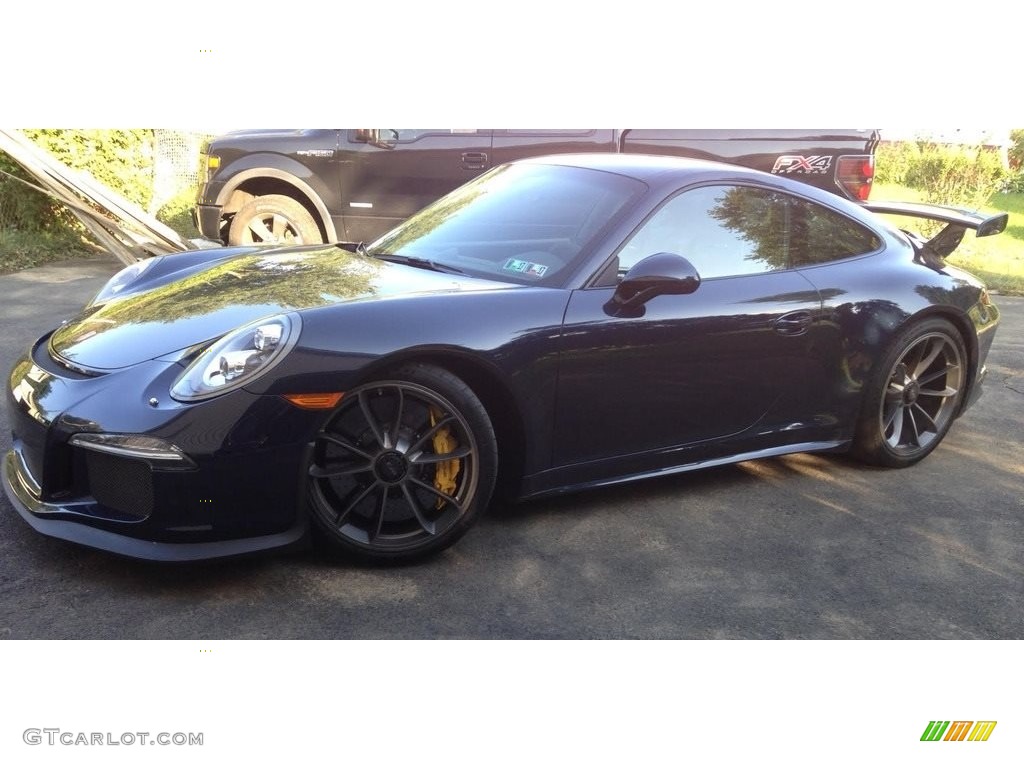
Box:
49;246;514;370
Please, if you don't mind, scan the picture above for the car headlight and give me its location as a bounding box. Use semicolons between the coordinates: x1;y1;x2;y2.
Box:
91;258;158;305
170;313;301;402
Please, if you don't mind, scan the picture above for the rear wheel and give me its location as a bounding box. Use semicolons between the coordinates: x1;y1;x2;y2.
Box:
853;318;967;468
306;365;497;563
227;194;322;246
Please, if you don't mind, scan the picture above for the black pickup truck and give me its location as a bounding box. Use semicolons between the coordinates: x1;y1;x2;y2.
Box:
195;129;879;246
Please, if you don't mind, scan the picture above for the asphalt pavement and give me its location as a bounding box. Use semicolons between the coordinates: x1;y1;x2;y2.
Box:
1;256;1021;638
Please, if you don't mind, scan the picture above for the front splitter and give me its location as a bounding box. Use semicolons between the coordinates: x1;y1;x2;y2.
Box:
3;448;309;562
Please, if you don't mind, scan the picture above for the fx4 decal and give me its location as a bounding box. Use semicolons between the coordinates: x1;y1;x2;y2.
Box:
772;155;833;175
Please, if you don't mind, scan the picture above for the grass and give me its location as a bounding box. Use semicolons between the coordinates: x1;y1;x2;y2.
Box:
0;228;101;276
873;182;1024;295
0;187;201;276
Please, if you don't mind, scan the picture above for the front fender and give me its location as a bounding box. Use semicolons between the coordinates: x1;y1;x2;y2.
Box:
213;159;338;242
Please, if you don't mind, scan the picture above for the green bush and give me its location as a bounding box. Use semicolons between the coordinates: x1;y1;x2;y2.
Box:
1009;129;1024;170
904;143;1007;211
21;129;155;209
874;141;920;186
0;130;155;235
0;153;68;232
1003;169;1024;194
0;129;213;273
156;186;200;239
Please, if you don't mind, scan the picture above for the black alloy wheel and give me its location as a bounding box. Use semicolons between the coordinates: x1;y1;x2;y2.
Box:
307;365;497;562
854;318;967;468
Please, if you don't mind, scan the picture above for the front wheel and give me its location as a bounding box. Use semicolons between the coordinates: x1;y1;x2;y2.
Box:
306;365;498;563
853;318;967;468
227;194;323;246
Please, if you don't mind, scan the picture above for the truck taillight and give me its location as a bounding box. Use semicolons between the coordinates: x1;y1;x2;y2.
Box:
836;155;874;201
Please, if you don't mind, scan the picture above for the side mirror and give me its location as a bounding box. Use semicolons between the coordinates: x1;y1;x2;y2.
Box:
604;252;700;317
354;129;398;150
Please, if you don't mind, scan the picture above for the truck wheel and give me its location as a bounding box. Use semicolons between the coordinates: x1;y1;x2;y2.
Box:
228;194;323;246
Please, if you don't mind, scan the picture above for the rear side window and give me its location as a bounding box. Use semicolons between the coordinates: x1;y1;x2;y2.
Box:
615;185;881;279
787;197;882;266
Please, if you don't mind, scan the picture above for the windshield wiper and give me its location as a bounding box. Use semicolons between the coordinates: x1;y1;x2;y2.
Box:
335;241;371;257
371;253;467;275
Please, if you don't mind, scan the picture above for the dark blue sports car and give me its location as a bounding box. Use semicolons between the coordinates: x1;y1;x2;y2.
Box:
3;155;1005;562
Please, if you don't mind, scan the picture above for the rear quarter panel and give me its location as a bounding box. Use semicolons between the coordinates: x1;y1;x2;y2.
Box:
795;242;990;434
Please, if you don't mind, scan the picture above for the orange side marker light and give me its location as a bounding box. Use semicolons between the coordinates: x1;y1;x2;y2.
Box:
283;393;344;410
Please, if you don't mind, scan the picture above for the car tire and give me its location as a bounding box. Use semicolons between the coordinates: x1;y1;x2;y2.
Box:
227;194;323;246
306;364;498;563
852;317;968;468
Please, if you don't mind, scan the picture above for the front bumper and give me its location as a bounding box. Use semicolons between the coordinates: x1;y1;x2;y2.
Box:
3;447;308;561
4;338;323;561
194;203;225;242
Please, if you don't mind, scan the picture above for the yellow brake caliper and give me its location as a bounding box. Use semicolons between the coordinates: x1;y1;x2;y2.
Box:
428;407;460;509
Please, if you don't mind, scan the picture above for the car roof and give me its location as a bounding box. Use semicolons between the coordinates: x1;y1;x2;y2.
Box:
512;152;910;255
513;152;757;183
516;152;890;228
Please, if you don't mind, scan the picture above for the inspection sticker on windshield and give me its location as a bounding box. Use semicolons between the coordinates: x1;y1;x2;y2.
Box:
503;258;548;278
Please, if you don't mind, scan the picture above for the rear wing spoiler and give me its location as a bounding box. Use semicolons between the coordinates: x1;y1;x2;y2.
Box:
864;201;1009;259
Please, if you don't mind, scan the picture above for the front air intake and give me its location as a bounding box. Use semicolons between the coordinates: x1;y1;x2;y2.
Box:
84;450;154;521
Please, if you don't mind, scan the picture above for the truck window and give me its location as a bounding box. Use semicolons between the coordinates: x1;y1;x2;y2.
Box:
496;130;596;137
389;129;486;143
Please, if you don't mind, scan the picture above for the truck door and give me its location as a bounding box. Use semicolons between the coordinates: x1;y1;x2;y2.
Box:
337;129;493;242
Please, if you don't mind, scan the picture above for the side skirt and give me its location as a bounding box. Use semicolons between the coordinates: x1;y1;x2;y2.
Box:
518;440;849;501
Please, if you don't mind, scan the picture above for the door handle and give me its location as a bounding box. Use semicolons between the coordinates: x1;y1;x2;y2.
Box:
774;310;813;336
461;152;489;170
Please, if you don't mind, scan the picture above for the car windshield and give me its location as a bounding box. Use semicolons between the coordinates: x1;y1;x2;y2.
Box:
366;163;646;286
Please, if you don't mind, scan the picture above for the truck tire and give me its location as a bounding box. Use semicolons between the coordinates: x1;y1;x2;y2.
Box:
227;194;323;246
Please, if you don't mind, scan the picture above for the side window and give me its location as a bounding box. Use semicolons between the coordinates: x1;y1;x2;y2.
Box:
788;198;882;266
499;129;595;137
616;185;792;279
392;129;483;142
614;185;881;280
